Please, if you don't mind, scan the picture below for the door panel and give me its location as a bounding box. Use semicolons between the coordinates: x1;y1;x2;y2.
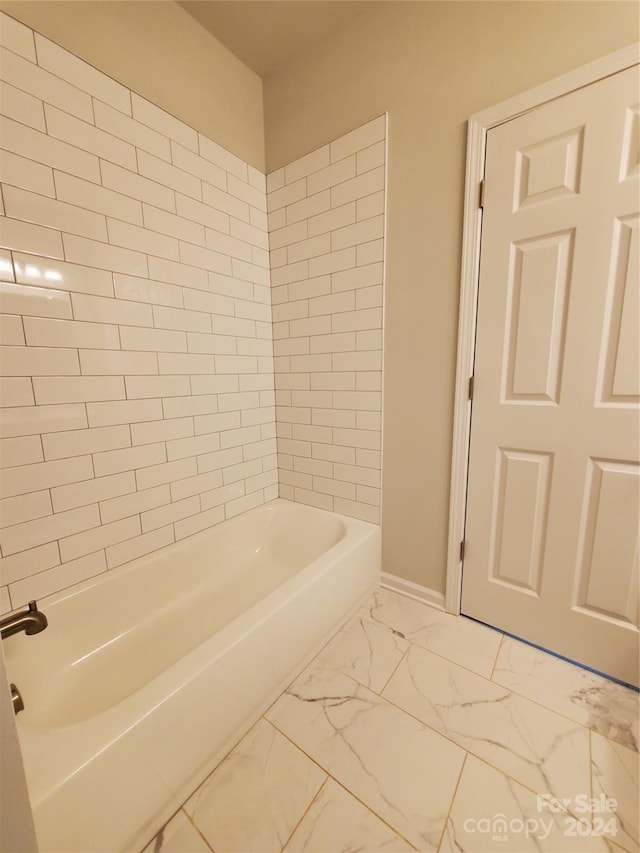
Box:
462;65;640;686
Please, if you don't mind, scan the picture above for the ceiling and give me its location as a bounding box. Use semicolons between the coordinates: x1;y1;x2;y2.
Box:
178;1;372;78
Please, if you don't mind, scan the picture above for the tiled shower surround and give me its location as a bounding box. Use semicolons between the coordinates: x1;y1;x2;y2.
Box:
0;14;385;611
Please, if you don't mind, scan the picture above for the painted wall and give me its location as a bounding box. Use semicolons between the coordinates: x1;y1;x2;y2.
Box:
268;116;385;522
263;1;639;594
0;0;265;170
0;12;277;609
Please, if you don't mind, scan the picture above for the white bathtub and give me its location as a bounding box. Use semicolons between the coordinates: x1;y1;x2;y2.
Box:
4;498;380;852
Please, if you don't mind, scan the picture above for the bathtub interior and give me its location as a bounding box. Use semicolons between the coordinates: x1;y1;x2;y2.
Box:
5;500;347;728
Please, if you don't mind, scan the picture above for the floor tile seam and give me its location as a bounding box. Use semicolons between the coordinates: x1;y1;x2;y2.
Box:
375;685;596;814
489;631;506;681
435;750;470;852
356;610;501;682
279;775;330;852
264;715;420;851
180;805;216;852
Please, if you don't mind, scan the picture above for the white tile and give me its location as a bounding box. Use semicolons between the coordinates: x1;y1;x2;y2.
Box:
9;550;106;608
141;496;199;533
132;93;197;151
185;718;324;852
198;133;247;180
0;12;36;61
0;490;52;528
32;376;125;405
35;34;131;114
135;457;197;491
120;324;186;354
332;215;384;251
0;542;60;586
332;261;383;293
267;658;465;850
142;810;209;853
59;514;140;563
0;454;93;499
0;46;92;121
72;292;153;327
442;754;613;853
138;150;201;201
99;484;170;524
195;446;243;474
309;247;356;277
175;193;229;233
288;234;331;264
130;416;193;447
93;100;170;160
170;469;222;501
6;186;107;244
357;190;385;221
0;435;44;468
174;505;225;540
24;316;119;350
332;427;380;450
79;349;158;376
202;182;250;222
166;433;220;462
267;178;306;213
179;242;232;276
358;238;384;265
51;471;135;512
227;174;266;212
13;253;114;297
62;234;148;278
493;636;639;752
105;523;174;569
357;140;386;174
591;732;639;852
142;205;205;247
101;161;176;212
0;280;71;319
284;144;330;185
204;227;252;262
383;643;591;804
224;489;264;517
330;115;386;163
332;307;382;333
54;171;143;226
86;398;163;428
266;168;285;193
0;402;86;438
307;202;357;238
0;80;45;130
124;375;190;400
108;218;179;261
307;155;357;195
214;354;258;374
42;425;131;461
229;217;269;250
113;274;183;308
331;166;385;207
286;190;332;227
157;352;215;375
149;257;209;292
284;778;413;853
44;104;136;170
1;503;100;556
92;442;166;477
0;345;79;377
0;149;55;197
171;141;226;189
0;216;63;259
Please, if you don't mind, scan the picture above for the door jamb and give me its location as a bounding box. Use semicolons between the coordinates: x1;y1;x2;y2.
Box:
445;43;640;615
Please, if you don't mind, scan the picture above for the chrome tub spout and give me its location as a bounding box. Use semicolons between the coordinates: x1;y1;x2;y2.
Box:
0;600;48;640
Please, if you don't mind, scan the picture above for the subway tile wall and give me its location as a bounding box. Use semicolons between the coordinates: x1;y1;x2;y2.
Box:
267;116;385;524
0;14;277;609
0;14;386;613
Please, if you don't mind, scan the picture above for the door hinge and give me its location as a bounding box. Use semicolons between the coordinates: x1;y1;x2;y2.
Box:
479;179;485;209
468;375;474;401
460;540;466;561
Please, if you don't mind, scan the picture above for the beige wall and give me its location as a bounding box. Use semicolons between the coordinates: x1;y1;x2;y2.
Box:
0;0;265;170
264;1;639;594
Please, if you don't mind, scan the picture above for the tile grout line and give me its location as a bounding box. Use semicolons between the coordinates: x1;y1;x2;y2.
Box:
436;751;469;852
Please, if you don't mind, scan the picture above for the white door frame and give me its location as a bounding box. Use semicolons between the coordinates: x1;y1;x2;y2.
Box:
445;42;640;615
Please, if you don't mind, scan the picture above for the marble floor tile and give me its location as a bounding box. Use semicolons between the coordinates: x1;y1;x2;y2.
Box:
383;644;591;807
359;587;502;677
141;809;210;853
183;717;326;853
441;754;615;852
317;613;409;692
266;657;465;851
493;636;639;752
591;732;639;853
283;777;415;852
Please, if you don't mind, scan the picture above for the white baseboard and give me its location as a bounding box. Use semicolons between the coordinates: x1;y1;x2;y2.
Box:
380;572;446;612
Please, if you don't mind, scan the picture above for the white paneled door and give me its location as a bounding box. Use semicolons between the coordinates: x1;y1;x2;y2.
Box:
462;65;640;687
